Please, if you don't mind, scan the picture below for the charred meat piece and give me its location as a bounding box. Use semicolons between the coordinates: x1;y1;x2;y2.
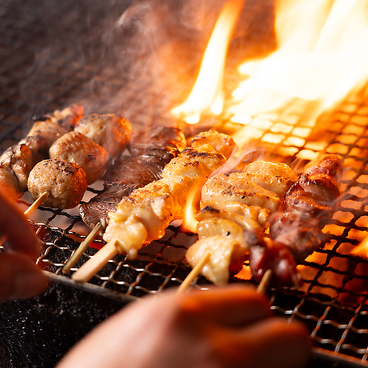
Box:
50;131;109;185
28;159;87;209
250;154;343;286
0;143;33;194
79;126;187;232
80;155;165;230
128;126;186;162
75;113;132;160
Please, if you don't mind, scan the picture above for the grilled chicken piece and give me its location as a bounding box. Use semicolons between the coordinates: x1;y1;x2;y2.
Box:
49;131;109;184
103;130;235;259
75;113;132;159
186;161;297;285
28;159;87;209
250;154;343;286
0;168;21;200
0;142;33;194
79;126;187;232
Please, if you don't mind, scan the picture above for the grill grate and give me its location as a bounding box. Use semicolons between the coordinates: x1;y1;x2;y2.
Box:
2;0;368;367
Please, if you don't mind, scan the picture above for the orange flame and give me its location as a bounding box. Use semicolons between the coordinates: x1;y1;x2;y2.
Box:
172;0;368;149
181;182;202;233
230;0;368;130
171;0;245;124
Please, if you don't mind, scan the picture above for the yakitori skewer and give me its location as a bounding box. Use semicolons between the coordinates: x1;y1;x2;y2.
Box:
72;130;236;283
61;126;188;273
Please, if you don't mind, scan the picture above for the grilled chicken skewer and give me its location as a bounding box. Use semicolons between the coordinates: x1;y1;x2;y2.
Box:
185;161;298;285
72;129;235;282
62;126;186;274
79;126;186;232
0;105;83;200
250;153;343;286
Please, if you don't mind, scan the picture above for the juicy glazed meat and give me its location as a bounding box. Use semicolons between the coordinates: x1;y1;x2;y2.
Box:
128;126;186;162
49;131;109;185
28;158;87;209
103;130;235;259
186;161;297;285
250;154;343;286
79;126;187;231
74;113;132;160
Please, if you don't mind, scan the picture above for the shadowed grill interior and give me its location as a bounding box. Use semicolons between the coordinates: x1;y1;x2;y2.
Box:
2;0;368;367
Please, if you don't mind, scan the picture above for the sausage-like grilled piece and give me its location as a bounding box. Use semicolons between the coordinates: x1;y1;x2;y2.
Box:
28;159;87;209
49;131;109;185
103;130;235;259
74;113;132;160
79;126;187;232
250;154;343;286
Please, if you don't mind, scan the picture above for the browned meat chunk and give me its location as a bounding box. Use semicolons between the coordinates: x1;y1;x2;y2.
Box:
28;159;87;209
75;113;132;159
49;131;108;184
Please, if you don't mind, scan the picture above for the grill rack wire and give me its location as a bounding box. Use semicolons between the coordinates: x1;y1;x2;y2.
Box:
2;0;368;367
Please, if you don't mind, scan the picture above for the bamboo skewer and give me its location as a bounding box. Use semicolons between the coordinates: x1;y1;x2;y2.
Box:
177;252;211;294
72;238;118;282
256;269;273;294
62;221;103;274
24;191;49;217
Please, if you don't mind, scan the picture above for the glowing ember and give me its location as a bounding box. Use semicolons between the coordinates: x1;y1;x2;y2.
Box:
351;234;368;258
171;0;244;124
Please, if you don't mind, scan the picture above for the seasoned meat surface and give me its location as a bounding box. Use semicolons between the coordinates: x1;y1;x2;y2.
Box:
128;126;186;162
28;159;87;209
49;131;108;184
75;113;132;159
186;161;297;285
0;143;33;192
103;130;235;259
79;126;187;231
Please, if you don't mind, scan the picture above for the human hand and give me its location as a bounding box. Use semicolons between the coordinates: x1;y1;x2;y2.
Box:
57;285;311;368
0;190;47;301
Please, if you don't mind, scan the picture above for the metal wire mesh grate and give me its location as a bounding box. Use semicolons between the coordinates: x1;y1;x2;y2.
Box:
3;0;368;366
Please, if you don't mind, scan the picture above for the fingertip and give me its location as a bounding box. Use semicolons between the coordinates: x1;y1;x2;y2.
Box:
0;253;48;302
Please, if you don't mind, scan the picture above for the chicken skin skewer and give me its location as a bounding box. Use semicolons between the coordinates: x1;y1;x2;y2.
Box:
72;130;235;282
186;161;298;285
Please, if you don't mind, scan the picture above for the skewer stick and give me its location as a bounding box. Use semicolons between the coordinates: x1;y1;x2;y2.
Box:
177;252;211;294
72;238;118;282
257;269;273;294
24;191;49;217
62;221;103;274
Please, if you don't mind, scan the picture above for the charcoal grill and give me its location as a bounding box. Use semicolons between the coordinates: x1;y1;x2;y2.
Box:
2;0;368;367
